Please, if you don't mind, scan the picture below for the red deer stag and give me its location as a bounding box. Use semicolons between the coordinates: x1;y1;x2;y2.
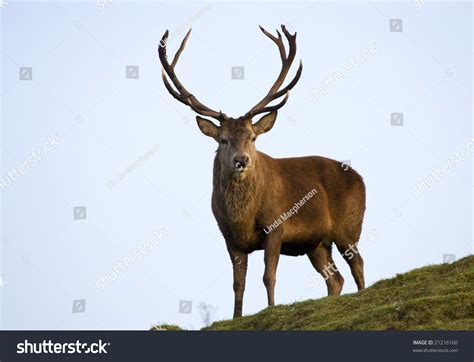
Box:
158;25;366;318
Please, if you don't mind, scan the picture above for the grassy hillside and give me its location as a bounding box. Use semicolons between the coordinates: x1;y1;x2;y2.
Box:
205;255;474;330
151;256;473;331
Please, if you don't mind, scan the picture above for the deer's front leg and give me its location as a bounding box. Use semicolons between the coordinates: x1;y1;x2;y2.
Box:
228;247;248;318
263;229;282;306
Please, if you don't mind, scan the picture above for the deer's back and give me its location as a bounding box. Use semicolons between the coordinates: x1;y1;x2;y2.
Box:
263;153;366;248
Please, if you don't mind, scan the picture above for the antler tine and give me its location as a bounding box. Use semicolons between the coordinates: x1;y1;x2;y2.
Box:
267;24;297;94
161;69;187;104
246;25;303;118
259;26;286;60
267;59;303;101
158;29;222;119
171;29;192;68
246;92;290;118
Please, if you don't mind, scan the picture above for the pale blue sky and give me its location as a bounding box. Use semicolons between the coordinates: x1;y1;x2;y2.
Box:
0;0;472;329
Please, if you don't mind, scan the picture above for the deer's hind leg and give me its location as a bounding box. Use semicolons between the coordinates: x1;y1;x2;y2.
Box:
336;240;365;291
307;241;344;296
334;194;366;291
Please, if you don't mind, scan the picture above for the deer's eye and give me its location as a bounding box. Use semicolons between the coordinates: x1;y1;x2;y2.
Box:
220;139;228;145
251;137;256;142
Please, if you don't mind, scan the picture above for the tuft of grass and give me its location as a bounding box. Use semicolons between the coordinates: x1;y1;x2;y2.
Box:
203;255;474;330
150;324;183;331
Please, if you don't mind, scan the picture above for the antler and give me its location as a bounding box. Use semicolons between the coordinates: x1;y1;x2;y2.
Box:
158;29;223;119
245;25;303;118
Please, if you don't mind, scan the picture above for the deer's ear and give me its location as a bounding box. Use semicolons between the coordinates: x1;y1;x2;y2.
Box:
196;116;220;140
253;111;277;135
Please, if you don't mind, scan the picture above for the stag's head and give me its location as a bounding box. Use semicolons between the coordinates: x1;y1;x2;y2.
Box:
158;25;302;177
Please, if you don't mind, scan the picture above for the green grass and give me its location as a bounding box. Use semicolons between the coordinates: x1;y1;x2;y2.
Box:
151;256;474;331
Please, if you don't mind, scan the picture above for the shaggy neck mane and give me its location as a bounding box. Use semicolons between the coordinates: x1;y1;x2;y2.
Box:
213;154;261;222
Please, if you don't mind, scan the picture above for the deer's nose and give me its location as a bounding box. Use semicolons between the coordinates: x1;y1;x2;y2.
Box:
234;155;250;169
